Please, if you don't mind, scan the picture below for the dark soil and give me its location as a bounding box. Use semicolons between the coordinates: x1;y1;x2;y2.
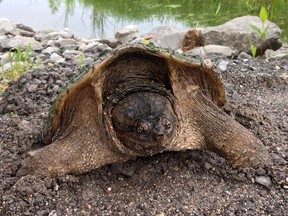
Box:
0;55;287;215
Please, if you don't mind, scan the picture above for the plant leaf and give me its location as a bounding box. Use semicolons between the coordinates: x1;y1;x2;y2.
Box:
260;6;268;23
143;39;150;45
263;24;270;33
251;46;257;57
250;24;261;34
260;32;266;39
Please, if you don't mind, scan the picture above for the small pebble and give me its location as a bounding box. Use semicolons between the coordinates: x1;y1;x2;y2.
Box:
204;162;213;170
218;60;229;71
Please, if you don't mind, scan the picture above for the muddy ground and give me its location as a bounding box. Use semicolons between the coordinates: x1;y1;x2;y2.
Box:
0;53;287;215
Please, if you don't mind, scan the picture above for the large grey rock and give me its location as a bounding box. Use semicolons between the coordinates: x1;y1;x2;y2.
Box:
16;24;35;33
143;26;186;50
34;29;55;41
14;35;43;51
115;25;139;43
50;53;65;63
82;41;102;53
0;18;16;35
0;38;21;51
54;38;79;50
42;47;60;55
58;29;74;39
203;16;282;55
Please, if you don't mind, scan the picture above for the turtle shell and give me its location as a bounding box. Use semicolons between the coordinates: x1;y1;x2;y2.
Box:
18;44;270;177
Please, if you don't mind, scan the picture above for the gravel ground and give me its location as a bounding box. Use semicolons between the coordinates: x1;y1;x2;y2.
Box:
0;53;287;215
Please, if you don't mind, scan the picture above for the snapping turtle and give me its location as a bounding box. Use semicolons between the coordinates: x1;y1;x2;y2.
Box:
18;44;269;177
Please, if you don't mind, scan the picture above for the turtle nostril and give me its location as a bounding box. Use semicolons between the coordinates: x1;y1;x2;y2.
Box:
156;133;164;141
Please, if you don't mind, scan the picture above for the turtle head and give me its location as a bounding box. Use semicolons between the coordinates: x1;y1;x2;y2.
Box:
112;91;177;155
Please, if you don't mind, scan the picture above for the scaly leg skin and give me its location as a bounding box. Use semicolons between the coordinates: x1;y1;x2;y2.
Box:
191;93;271;168
17;128;131;177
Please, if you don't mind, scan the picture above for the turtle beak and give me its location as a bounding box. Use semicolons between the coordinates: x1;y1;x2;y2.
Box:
153;126;166;142
156;132;165;141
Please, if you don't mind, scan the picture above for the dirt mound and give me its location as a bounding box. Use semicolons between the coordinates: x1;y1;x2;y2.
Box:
0;57;287;215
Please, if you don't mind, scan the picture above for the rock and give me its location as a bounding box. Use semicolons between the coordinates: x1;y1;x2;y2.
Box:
203;16;282;55
82;41;102;53
218;60;229;71
0;53;10;65
204;162;213;170
55;38;79;51
50;53;65;63
0;62;13;73
115;25;139;43
96;43;111;52
98;38;120;48
15;24;35;33
63;50;82;57
0;35;8;40
238;52;252;60
204;45;235;56
42;47;60;55
0;18;16;35
27;84;38;93
143;26;186;50
34;30;73;42
0;38;21;51
255;176;272;188
19;30;36;37
265;47;288;60
58;29;74;39
187;45;235;57
15;24;36;37
186;46;206;56
52;85;60;93
34;29;55;41
14;35;43;51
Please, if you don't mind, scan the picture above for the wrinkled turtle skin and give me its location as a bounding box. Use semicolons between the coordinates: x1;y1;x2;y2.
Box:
18;44;270;177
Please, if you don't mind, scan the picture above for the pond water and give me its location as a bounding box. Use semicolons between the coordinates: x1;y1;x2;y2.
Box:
0;0;287;41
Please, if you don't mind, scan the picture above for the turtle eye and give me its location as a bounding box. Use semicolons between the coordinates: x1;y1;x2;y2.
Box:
162;116;171;129
135;121;149;134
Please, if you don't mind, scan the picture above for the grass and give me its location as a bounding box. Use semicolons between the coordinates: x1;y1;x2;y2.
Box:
0;44;41;93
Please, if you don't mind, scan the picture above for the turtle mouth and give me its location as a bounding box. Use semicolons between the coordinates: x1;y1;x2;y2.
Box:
118;134;172;156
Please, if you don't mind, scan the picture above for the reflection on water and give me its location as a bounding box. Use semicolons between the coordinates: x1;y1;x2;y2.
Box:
0;0;287;41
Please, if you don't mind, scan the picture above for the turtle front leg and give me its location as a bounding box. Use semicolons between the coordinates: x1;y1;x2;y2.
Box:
191;94;271;168
17;129;131;177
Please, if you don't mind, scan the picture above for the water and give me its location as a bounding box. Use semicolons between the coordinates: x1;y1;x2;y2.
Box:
0;0;287;41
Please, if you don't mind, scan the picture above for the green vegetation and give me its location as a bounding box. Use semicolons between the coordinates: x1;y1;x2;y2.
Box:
250;6;270;40
48;0;287;42
0;45;41;93
249;6;270;57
